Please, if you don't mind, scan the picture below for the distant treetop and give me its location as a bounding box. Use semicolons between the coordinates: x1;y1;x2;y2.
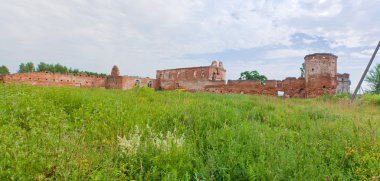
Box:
365;63;380;94
17;62;107;76
239;70;267;84
0;65;10;75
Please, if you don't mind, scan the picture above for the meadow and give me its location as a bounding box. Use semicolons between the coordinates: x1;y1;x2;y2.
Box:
0;84;379;180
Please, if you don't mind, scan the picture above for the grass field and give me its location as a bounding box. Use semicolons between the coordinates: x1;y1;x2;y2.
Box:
0;84;379;180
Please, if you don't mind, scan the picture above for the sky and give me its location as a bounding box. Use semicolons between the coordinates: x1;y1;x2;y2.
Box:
0;0;379;92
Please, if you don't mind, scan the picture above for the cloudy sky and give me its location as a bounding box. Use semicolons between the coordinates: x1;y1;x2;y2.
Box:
0;0;379;91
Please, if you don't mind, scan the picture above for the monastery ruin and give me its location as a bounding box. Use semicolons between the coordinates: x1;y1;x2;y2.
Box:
0;53;350;98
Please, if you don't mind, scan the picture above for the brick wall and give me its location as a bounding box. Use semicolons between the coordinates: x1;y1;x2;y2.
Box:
2;72;106;88
0;54;350;99
280;78;306;98
204;78;306;98
106;75;157;90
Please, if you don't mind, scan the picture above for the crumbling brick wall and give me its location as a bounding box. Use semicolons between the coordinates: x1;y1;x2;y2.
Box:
156;61;226;91
106;66;157;90
105;76;124;89
204;78;306;98
2;72;106;88
0;53;349;99
204;80;276;96
120;76;157;90
280;78;306;98
106;76;157;90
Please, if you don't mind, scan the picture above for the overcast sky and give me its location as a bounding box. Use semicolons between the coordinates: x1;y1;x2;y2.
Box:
0;0;379;91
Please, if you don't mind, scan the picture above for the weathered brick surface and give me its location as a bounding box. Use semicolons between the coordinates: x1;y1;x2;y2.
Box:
156;61;226;91
111;65;120;76
164;53;345;98
106;76;157;90
0;53;350;98
2;68;157;90
336;73;351;93
2;72;106;88
280;78;306;98
304;53;337;98
204;78;306;97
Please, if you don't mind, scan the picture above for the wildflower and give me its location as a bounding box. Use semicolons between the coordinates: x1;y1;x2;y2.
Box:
117;129;141;156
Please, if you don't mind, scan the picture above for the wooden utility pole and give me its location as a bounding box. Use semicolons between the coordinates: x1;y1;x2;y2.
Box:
351;41;380;101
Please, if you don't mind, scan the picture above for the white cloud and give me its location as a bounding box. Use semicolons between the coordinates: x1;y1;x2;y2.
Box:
264;49;309;59
302;38;317;44
350;49;376;59
0;0;379;92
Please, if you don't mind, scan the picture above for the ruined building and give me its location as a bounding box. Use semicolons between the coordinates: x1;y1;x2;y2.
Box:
106;65;156;90
156;61;226;91
0;53;350;98
336;73;351;94
156;53;350;98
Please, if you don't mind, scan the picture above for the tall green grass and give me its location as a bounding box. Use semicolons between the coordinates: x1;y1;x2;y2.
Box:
361;94;380;105
0;84;379;180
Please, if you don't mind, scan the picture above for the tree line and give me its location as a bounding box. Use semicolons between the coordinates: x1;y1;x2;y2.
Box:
17;62;107;76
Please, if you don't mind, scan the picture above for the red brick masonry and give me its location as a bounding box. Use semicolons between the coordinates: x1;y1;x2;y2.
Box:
0;53;349;98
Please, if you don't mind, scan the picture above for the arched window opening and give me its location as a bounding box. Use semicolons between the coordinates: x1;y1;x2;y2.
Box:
147;81;153;88
212;72;216;80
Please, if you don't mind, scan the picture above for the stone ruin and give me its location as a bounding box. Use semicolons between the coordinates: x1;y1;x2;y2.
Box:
0;53;350;98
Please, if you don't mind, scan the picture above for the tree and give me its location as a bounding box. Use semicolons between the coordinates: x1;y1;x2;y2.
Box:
300;63;305;78
0;65;10;75
18;62;35;73
37;62;50;72
366;63;380;93
239;70;268;84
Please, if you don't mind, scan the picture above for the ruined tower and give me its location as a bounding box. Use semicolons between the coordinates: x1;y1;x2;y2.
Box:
210;61;226;81
304;53;337;98
111;65;120;76
336;73;351;93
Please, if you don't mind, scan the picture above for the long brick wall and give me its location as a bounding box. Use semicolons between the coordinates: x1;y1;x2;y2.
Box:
2;72;107;88
0;53;350;98
204;78;306;98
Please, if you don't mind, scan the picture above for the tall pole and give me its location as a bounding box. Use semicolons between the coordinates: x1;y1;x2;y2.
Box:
351;40;380;101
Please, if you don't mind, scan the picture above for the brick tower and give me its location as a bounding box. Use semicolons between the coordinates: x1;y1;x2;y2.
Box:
111;65;120;76
304;53;337;98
